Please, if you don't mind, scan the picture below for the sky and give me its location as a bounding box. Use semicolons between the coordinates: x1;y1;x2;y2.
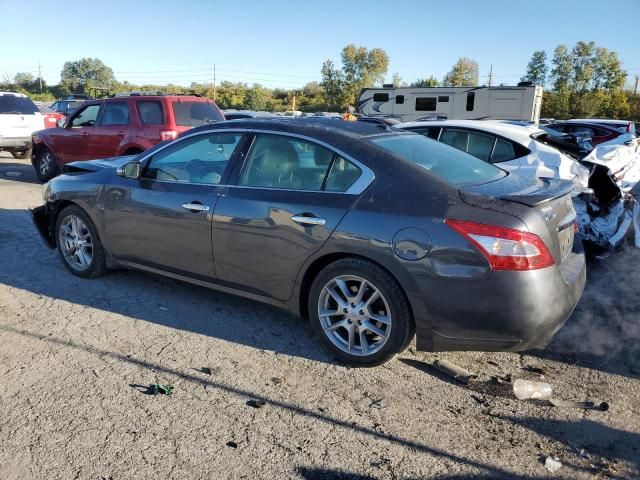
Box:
1;0;638;90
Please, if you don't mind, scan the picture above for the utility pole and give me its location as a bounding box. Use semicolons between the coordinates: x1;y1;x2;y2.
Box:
634;74;639;96
213;64;216;102
487;64;493;87
38;62;43;93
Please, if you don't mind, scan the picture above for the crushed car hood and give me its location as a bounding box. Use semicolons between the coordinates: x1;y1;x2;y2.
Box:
63;155;137;173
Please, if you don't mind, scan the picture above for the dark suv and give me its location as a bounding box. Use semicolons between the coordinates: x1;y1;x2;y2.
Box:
32;93;224;181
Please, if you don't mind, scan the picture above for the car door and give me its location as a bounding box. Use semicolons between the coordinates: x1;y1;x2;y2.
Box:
211;132;369;301
92;100;132;156
103;130;246;279
56;102;103;163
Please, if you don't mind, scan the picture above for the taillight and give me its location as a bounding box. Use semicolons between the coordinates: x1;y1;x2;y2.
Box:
445;219;555;271
160;129;177;141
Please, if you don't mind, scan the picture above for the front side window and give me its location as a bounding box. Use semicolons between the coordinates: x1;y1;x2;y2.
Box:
70;104;101;127
172;101;224;126
415;97;437;111
143;132;243;185
101;101;130;126
369;133;504;186
137;101;164;125
239;134;336;191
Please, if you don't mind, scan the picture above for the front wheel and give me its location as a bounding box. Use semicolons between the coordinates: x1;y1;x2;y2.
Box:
34;148;59;182
308;258;414;366
55;205;107;278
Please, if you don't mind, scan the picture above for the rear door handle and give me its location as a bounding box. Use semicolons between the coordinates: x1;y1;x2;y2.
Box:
182;203;210;213
291;214;326;226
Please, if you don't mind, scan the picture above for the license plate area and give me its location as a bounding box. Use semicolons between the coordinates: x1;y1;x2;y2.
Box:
558;225;574;260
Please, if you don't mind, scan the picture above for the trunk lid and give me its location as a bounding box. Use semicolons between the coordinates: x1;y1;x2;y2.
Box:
0;93;45;139
460;173;577;264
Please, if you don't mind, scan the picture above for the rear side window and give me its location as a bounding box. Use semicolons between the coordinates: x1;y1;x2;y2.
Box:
325;156;362;192
491;139;517;163
369;134;504;186
137;101;164;125
101;101;130;126
172;101;224;126
395;95;404;104
239;134;334;191
440;129;494;162
0;95;38;114
415;97;437;111
373;93;389;102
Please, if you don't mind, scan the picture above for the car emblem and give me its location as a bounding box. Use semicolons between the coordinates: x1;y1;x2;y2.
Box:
541;206;556;223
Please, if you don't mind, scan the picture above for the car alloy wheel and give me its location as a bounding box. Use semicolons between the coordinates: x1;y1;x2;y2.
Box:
58;214;94;271
39;151;53;176
317;275;392;356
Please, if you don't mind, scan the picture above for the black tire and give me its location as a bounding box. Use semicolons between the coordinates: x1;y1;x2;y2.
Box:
308;257;414;367
55;205;108;278
11;148;31;160
34;147;59;182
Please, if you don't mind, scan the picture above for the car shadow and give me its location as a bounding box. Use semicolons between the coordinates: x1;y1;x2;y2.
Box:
503;415;640;475
0;160;41;185
0;207;339;365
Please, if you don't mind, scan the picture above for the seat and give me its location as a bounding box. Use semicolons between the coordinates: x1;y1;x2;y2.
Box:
247;141;300;188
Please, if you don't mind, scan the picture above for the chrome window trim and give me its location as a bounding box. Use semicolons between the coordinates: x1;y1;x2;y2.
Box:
137;128;375;195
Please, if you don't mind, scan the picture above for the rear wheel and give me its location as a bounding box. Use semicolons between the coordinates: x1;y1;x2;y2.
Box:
308;258;414;366
55;205;107;278
34;148;58;181
11;148;31;160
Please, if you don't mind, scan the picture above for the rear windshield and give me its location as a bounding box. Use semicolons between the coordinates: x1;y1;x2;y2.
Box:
369;133;505;186
0;95;38;114
171;101;223;126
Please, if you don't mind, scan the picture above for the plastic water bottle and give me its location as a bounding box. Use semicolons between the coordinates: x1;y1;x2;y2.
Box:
513;379;553;400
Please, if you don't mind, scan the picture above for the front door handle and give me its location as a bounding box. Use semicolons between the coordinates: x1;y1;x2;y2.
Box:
291;214;326;226
182;203;210;213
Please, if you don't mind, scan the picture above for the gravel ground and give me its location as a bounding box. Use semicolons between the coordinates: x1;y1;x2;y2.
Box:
0;152;638;480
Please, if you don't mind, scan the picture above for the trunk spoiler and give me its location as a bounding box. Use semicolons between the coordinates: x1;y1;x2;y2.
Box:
460;175;575;208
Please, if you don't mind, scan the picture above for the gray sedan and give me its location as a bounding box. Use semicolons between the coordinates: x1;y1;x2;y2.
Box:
31;119;586;366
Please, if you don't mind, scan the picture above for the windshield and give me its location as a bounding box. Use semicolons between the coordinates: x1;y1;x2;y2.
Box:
172;101;224;126
0;95;38;114
369;133;505;186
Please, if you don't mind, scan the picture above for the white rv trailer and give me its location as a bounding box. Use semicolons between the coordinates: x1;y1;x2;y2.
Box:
357;85;543;123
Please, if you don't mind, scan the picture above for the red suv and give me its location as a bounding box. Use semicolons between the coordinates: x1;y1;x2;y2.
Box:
31;93;224;181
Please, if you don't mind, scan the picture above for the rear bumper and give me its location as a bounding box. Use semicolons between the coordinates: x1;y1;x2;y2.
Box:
30;205;55;249
0;137;31;149
413;248;586;352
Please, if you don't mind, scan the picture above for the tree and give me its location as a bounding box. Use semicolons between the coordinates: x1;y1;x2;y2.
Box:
60;58;117;95
521;50;548;85
443;58;479;86
548;45;573;118
411;76;439;87
320;45;389;109
244;84;268;110
391;72;403;88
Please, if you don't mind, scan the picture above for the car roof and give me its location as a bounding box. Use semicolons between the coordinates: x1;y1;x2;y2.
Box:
397;119;541;144
0;91;28;97
210;117;391;137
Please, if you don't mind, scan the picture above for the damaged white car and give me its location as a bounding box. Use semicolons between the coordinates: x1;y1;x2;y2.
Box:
395;120;591;189
396;120;640;249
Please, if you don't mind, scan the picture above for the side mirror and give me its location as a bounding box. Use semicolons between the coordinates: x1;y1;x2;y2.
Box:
56;118;66;128
117;161;141;179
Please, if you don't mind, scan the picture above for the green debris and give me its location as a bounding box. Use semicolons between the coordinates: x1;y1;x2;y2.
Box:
152;383;174;395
